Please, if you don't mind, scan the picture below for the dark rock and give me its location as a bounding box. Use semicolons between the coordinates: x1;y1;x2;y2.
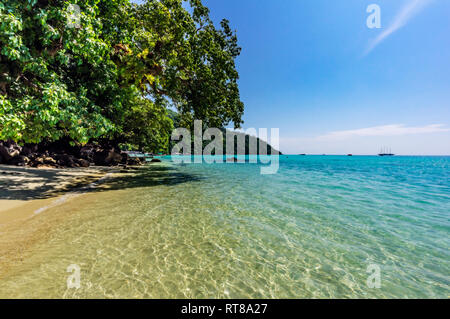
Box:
37;138;78;157
127;157;143;166
43;156;57;166
93;151;106;166
21;144;38;157
120;152;128;165
80;144;98;162
57;155;88;168
150;158;162;163
8;155;30;166
93;148;123;166
31;157;45;167
1;140;124;168
77;158;90;168
0;141;22;162
55;154;72;166
106;150;123;165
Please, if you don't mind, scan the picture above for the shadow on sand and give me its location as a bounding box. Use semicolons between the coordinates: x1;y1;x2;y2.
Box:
0;164;201;201
88;165;203;193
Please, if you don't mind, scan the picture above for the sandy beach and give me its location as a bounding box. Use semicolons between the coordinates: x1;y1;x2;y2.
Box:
0;165;115;224
0;164;131;280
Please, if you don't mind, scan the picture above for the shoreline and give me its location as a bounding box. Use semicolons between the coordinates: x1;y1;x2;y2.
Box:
0;164;124;225
0;164;137;280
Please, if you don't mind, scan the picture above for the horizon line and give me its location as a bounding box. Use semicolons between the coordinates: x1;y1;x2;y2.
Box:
281;154;450;156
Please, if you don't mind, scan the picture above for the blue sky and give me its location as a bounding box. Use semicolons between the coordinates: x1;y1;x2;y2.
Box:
201;0;450;155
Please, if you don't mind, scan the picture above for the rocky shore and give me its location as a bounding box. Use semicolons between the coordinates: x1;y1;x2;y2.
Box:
0;140;146;169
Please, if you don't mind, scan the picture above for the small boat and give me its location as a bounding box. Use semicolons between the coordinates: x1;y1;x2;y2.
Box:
299;154;306;156
347;154;353;156
378;147;395;156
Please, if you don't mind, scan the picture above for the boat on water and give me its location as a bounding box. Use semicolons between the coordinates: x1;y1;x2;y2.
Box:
378;147;395;156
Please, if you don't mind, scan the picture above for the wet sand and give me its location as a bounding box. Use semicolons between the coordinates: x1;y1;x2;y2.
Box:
0;164;130;280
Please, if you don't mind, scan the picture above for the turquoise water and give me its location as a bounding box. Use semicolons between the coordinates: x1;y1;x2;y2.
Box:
161;155;450;298
0;155;449;298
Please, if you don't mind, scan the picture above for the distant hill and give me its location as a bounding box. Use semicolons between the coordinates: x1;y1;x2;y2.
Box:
221;129;281;155
167;111;281;155
170;128;281;155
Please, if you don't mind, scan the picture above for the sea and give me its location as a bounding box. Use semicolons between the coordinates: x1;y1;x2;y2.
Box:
0;155;448;298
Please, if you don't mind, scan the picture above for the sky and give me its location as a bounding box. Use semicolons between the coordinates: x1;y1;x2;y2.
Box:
200;0;450;155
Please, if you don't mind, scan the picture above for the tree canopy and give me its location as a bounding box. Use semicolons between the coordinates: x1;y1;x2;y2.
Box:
0;0;244;153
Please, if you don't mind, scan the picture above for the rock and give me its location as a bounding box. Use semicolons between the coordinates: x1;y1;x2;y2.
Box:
9;149;21;159
77;158;90;168
0;141;22;162
31;157;45;167
120;152;128;165
55;154;75;167
127;157;143;166
43;156;57;166
55;154;89;168
80;144;98;162
93;150;108;166
21;144;38;157
150;158;162;163
93;148;122;166
8;155;30;166
1;140;123;168
105;150;122;165
55;154;87;168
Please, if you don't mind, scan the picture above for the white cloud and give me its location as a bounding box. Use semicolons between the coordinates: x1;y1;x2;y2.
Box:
317;124;450;141
365;0;433;55
279;124;450;155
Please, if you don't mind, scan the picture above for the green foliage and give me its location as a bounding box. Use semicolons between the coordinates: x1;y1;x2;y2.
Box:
119;96;174;153
0;0;244;151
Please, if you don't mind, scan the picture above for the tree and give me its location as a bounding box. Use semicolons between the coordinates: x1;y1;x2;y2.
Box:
125;0;244;129
0;0;244;151
0;0;129;143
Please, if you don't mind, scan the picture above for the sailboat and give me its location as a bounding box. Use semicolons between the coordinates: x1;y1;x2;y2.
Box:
378;146;395;156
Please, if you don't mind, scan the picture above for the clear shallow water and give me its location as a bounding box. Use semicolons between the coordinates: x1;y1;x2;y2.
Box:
0;156;449;298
